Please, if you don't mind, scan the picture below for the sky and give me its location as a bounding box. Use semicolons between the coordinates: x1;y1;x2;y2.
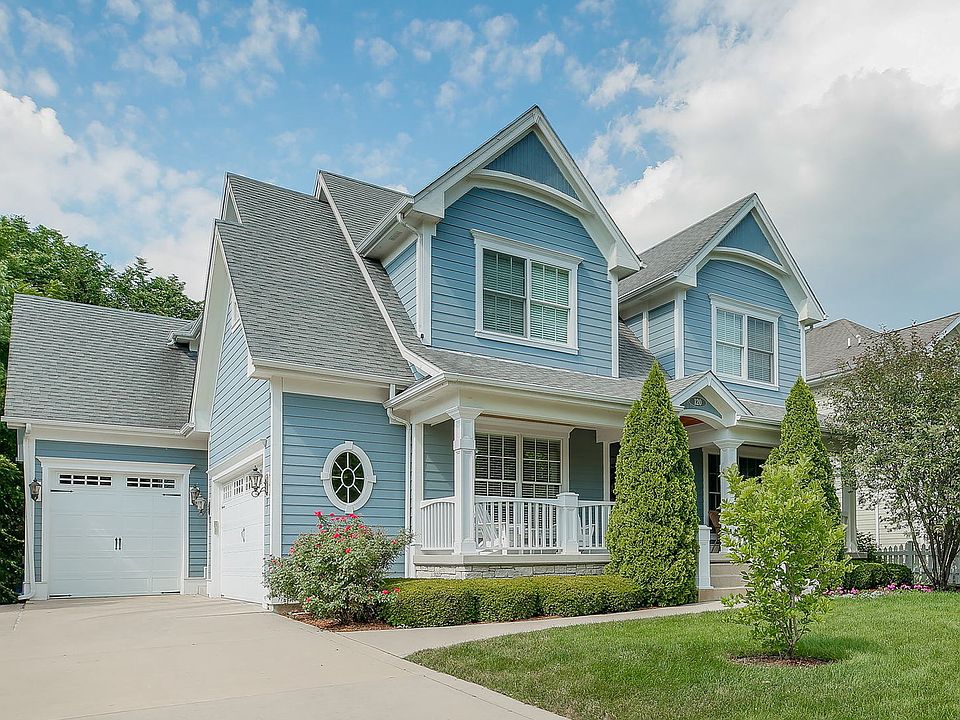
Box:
0;0;957;329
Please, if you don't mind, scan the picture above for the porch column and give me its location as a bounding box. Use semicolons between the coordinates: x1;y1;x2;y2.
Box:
449;407;482;554
841;480;859;553
715;439;742;507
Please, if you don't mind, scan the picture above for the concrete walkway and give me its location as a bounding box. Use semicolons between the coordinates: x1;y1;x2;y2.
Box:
342;600;725;656
0;596;564;720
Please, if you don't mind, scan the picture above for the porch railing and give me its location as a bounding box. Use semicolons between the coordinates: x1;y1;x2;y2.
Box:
416;493;614;554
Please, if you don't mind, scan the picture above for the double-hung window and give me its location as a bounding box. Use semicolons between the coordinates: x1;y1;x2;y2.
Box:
713;300;778;386
474;231;579;351
475;432;563;499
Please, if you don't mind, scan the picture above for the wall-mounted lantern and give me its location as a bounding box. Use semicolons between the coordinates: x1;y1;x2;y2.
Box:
189;485;207;515
29;479;41;502
249;466;268;497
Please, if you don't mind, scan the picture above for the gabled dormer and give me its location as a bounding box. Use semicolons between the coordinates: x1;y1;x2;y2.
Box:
619;194;825;403
341;106;642;378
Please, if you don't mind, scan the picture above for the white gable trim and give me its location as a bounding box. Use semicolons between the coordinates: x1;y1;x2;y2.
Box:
669;372;749;428
409;107;642;280
678;199;825;325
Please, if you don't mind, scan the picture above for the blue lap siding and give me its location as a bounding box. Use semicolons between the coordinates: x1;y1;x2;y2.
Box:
484;132;579;200
209;314;271;468
718;215;780;263
423;420;454;499
385;240;418;326
684;259;800;403
32;440;209;580
431;187;613;375
646;301;676;377
569;428;604;500
280;393;407;571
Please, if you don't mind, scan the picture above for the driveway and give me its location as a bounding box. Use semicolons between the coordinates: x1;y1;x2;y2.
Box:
0;596;562;720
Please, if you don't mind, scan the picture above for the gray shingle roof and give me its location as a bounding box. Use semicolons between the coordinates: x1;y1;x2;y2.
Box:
620;194;755;298
319;170;410;244
220;173;414;383
806;312;960;381
3;295;196;430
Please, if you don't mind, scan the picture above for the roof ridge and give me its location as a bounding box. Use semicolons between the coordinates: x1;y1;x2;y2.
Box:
892;310;960;332
13;293;191;324
225;172;320;202
320;169;411;198
637;193;756;259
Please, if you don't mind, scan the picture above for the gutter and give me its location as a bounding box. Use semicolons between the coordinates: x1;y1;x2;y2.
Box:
358;199;414;256
384;386;414;578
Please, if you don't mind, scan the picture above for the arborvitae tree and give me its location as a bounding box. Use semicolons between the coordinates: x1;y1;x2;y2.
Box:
605;362;699;606
766;377;842;525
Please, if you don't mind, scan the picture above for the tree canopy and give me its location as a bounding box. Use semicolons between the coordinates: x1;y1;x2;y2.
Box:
828;329;960;589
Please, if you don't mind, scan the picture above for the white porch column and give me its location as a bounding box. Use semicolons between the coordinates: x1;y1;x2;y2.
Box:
449;407;482;554
556;492;581;555
842;482;858;553
715;439;742;507
697;525;713;589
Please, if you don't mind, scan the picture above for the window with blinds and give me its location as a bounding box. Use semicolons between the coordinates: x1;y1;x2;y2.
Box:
714;305;776;385
480;247;573;347
475;433;562;499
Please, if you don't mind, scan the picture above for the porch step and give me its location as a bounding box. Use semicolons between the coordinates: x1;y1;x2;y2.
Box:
699;586;745;602
710;559;748;589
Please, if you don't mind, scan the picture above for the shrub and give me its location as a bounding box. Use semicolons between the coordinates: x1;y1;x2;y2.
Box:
766;377;843;526
462;579;540;622
382;580;477;627
856;532;882;562
721;461;848;658
843;561;913;589
606;362;699;606
0;456;24;604
263;512;412;623
379;575;648;627
885;563;914;585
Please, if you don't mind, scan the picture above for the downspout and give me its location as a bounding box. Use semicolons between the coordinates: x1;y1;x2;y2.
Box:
396;212;421;245
385;385;414;578
19;424;36;601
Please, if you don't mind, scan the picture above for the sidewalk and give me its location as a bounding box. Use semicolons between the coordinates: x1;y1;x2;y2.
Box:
341;600;725;656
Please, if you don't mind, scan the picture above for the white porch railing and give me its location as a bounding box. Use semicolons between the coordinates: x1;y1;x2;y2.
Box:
416;493;614;554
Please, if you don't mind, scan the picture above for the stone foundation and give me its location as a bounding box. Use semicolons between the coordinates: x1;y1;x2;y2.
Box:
415;561;608;579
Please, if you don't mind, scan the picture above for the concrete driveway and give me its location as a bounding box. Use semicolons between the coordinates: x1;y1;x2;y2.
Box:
0;596;562;720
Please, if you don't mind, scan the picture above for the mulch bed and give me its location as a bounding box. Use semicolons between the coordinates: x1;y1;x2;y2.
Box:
284;611;392;632
729;654;836;668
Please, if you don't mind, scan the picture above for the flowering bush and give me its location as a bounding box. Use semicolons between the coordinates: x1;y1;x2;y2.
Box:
720;460;847;658
825;583;933;599
264;512;412;622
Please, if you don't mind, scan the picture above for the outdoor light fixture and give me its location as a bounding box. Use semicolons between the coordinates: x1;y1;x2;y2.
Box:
29;479;41;502
249;466;267;497
189;485;207;515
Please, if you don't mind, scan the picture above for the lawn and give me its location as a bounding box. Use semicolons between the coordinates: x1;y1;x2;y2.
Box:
411;592;960;720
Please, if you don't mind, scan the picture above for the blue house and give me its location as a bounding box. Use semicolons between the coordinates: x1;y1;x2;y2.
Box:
3;107;826;604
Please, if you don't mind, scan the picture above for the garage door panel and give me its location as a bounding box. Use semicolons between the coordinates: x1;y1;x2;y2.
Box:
219;485;265;604
46;471;185;598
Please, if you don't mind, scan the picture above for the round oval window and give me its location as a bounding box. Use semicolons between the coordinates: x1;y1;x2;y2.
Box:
331;451;365;505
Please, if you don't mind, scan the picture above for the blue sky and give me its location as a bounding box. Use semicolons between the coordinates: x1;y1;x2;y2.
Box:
1;1;958;329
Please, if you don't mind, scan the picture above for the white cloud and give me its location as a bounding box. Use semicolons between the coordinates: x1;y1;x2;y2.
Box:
576;0;615;27
106;0;141;23
343;132;412;183
355;36;398;67
402;14;564;101
590;0;960;326
26;69;58;98
0;90;217;296
18;9;76;64
200;0;319;102
435;80;458;109
370;79;394;99
115;0;201;84
588;62;655;107
0;5;9;42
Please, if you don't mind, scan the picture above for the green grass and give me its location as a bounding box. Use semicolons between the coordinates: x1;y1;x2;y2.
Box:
411;592;960;720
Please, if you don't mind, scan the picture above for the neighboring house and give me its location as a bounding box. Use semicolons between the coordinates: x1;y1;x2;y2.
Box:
806;311;960;547
4;106;826;604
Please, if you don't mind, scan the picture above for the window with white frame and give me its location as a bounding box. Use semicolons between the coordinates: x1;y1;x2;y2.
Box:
475;433;562;499
474;232;578;350
714;302;777;385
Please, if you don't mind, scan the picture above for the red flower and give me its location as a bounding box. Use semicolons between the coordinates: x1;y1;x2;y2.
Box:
348;513;358;519
381;589;390;595
344;548;351;553
332;533;341;539
314;511;323;517
392;587;400;593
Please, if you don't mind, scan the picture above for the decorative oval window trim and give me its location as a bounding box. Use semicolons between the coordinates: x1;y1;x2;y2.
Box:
320;441;377;513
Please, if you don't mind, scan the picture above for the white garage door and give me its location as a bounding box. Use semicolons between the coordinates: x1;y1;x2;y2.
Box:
47;473;183;598
219;476;265;604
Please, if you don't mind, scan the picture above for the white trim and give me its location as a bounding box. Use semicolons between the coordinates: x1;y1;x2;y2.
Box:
416;225;435;344
472;229;580;353
249;358;411;387
21;430;36;597
321;441;377;513
601;440;611;502
1;418;204;445
674;289;686;379
228;288;241;332
702;450;710;524
463;169;590;215
710;246;787;275
208;439;267;482
37;456;194;596
642;309;649;347
610;273;619;377
382;235;416;269
269;378;283;557
711;297;780;390
799;321;807;381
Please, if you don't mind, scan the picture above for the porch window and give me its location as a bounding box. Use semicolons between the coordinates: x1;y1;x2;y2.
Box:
713;302;777;386
475;231;579;351
475;432;562;499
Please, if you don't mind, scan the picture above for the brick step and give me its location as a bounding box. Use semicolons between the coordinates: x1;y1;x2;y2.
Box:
699;586;746;602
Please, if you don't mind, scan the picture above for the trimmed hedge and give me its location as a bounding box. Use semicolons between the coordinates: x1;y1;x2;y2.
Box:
381;575;648;628
842;560;914;590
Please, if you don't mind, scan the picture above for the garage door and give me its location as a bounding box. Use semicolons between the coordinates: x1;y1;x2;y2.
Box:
47;473;183;598
219;475;265;604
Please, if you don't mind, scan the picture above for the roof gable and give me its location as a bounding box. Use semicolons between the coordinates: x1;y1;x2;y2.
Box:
484;131;579;200
717;214;779;263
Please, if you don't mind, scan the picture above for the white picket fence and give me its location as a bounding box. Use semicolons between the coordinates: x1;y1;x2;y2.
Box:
878;542;960;586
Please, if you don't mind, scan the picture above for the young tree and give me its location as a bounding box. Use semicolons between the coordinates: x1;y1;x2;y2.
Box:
829;330;960;589
606;362;700;606
766;377;842;525
721;461;847;658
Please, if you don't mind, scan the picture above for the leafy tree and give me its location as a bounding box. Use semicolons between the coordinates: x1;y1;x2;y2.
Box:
766;377;842;526
0;215;202;603
828;330;960;590
606;362;700;606
720;461;847;658
0;456;24;603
